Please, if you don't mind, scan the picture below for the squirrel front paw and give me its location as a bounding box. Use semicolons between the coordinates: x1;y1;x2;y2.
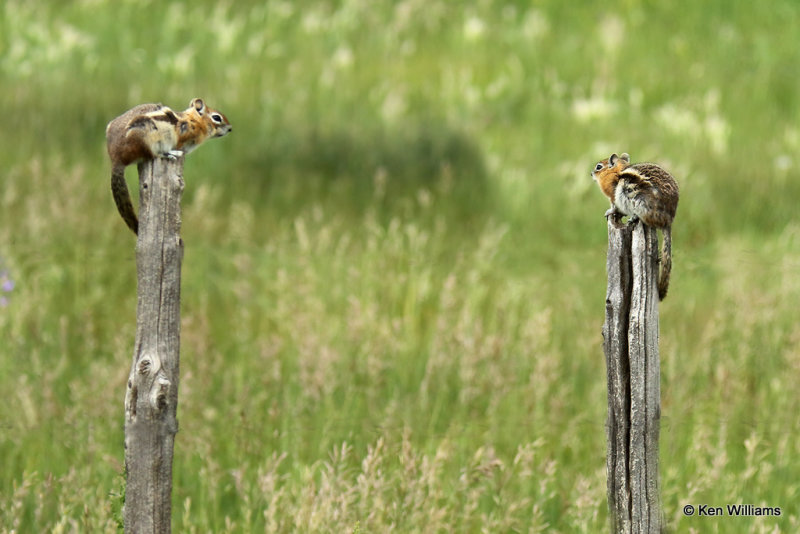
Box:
161;150;184;160
605;208;629;229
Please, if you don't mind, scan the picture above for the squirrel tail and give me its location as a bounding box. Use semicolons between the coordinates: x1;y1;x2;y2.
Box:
111;164;139;235
658;226;672;300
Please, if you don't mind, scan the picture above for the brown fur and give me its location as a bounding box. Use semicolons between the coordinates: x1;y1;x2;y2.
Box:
105;99;232;235
591;153;679;300
177;98;232;153
592;152;630;204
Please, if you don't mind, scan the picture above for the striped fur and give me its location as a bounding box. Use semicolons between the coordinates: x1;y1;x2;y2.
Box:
592;153;679;300
106;98;231;235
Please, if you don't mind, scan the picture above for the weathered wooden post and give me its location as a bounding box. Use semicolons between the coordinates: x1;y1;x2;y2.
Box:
603;218;662;533
124;156;184;533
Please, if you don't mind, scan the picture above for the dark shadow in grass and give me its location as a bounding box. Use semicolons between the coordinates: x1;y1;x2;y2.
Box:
243;119;491;220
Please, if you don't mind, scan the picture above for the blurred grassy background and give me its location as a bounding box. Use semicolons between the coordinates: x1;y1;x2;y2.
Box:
1;0;799;531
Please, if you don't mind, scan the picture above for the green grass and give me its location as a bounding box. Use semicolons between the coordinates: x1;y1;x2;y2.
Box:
1;0;799;531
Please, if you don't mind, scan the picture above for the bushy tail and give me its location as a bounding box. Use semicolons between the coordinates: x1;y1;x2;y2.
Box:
111;164;138;235
658;227;672;300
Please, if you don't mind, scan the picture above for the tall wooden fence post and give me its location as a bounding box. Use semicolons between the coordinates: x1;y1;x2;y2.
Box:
603;219;662;533
124;156;184;533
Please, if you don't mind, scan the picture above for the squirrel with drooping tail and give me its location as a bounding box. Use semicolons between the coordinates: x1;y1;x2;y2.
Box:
105;98;232;234
592;152;679;300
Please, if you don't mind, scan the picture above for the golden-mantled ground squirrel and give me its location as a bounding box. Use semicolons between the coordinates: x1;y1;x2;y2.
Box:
592;153;679;300
105;98;232;234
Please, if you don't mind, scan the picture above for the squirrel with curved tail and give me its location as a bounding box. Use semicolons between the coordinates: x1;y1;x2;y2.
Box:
105;98;232;234
591;153;679;300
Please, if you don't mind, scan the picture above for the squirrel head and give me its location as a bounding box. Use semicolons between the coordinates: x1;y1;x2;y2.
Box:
592;152;630;179
186;97;231;137
176;98;232;152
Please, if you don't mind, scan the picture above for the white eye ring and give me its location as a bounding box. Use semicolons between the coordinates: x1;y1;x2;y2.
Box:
595;163;604;171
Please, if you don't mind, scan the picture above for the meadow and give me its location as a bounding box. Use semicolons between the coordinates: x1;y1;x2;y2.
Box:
1;0;799;532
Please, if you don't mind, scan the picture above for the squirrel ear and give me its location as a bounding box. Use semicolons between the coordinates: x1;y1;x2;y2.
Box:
179;121;189;134
620;153;630;163
190;98;206;115
609;153;619;165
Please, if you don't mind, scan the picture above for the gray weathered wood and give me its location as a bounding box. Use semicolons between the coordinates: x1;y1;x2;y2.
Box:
124;156;184;533
628;223;662;532
603;218;662;533
604;218;632;534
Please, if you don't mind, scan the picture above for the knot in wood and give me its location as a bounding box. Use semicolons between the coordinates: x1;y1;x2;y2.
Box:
150;376;171;411
137;353;161;376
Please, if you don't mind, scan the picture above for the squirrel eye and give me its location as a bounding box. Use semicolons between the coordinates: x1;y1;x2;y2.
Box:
211;113;222;123
594;163;604;171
